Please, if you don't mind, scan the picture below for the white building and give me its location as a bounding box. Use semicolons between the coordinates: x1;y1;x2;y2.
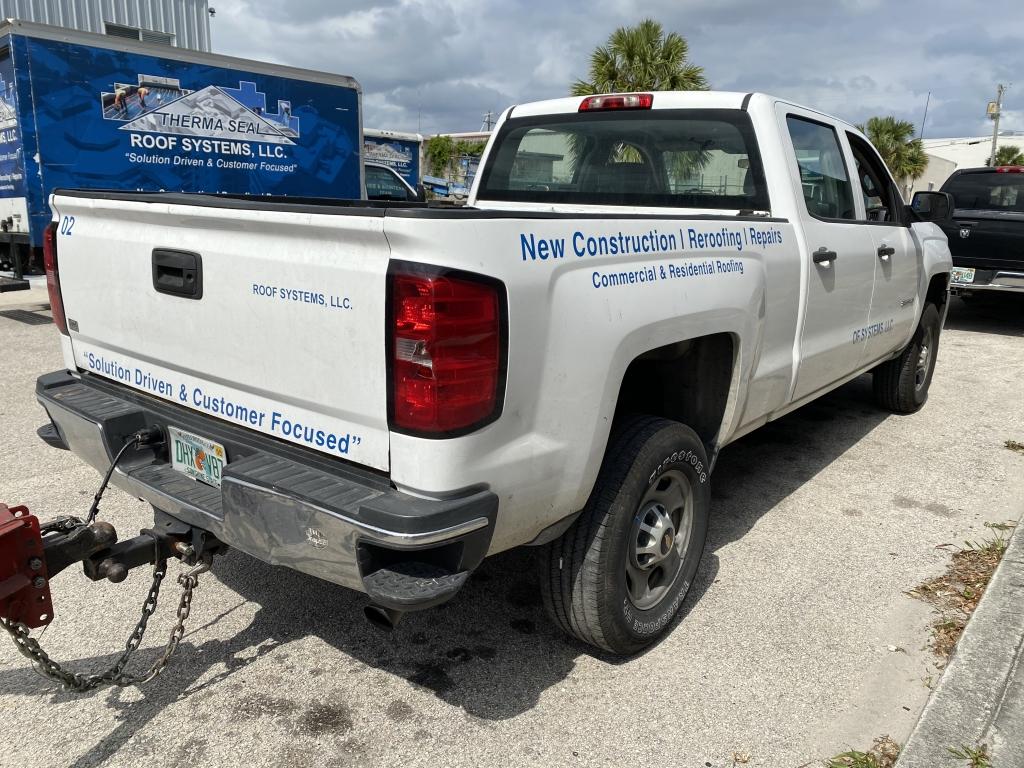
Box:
0;0;211;51
910;131;1024;194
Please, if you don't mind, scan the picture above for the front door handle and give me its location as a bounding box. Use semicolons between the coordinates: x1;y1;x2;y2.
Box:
877;244;895;259
812;247;838;264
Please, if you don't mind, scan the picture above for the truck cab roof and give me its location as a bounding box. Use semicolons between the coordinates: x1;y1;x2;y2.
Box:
505;90;850;129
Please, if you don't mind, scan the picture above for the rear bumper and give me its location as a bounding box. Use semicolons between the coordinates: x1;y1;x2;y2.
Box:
950;268;1024;294
36;370;496;610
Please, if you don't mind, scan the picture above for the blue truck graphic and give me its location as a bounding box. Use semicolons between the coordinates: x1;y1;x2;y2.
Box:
363;129;422;187
0;19;362;266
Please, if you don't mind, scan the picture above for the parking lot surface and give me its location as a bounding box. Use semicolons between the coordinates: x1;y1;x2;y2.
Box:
1;295;1022;768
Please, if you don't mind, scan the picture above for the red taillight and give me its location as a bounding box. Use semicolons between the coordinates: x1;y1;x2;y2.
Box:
389;268;505;435
42;222;68;335
996;165;1024;173
579;93;653;112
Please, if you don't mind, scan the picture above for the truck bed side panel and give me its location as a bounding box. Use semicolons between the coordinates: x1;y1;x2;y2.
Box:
382;211;797;552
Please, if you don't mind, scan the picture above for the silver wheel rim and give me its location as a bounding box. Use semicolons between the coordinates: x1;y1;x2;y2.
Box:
625;469;694;611
915;327;933;391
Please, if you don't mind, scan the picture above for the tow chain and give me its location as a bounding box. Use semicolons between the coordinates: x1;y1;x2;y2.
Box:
0;545;211;692
1;427;216;691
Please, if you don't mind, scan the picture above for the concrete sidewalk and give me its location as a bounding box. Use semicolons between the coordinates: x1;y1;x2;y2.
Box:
896;518;1024;766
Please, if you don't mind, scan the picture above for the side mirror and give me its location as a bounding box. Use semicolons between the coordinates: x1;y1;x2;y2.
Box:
414;183;427;204
910;191;953;221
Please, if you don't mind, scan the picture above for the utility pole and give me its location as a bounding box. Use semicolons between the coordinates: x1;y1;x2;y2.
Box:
988;84;1006;166
480;111;494;132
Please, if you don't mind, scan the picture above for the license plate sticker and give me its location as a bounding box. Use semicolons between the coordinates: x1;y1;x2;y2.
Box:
168;426;227;488
951;267;976;284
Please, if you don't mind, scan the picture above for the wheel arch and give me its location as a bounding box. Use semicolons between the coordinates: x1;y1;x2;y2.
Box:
926;271;950;319
525;330;742;549
611;332;738;462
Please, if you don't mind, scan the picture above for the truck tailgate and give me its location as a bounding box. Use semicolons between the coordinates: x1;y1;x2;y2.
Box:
50;193;391;471
943;211;1024;272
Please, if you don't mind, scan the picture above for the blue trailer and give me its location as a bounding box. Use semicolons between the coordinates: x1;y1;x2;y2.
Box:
363;129;422;187
0;19;362;276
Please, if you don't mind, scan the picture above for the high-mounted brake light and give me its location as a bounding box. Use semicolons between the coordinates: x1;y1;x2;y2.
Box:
996;165;1024;173
42;221;68;335
579;93;653;112
389;267;505;435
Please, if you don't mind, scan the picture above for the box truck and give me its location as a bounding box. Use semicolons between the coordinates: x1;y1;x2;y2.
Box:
363;128;421;187
0;18;362;276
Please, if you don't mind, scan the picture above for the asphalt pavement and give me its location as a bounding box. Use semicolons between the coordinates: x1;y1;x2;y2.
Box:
0;294;1022;768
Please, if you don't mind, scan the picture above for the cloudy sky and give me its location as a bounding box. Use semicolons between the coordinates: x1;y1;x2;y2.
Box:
211;0;1023;139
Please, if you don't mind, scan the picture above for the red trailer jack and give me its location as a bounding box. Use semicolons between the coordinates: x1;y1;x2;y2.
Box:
0;505;53;629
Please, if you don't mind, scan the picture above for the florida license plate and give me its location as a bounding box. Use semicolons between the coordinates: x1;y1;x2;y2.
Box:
168;426;226;488
950;267;975;284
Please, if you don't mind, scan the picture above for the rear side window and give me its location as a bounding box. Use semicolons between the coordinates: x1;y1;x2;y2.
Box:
786;116;856;220
943;172;1024;212
477;109;770;211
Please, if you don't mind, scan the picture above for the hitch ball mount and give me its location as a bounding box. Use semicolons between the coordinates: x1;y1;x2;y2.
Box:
0;503;224;628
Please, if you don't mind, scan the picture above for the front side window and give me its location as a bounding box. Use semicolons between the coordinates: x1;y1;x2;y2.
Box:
847;132;900;222
477;109;769;211
786;116;855;220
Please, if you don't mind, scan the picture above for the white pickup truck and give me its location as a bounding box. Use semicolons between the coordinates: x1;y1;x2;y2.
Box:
37;91;952;654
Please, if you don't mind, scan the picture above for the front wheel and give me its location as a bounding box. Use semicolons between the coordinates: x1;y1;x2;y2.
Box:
540;416;710;655
872;303;941;413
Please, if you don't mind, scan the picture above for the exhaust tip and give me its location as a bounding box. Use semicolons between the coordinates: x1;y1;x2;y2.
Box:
364;604;403;631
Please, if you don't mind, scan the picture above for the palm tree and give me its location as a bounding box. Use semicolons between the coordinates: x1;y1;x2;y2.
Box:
571;19;708;96
987;144;1024;166
569;21;708;178
857;116;927;197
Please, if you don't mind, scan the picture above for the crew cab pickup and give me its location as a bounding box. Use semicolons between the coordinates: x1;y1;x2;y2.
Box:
37;92;952;654
934;165;1024;295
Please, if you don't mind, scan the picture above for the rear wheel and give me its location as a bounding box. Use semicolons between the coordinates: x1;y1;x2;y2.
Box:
873;303;941;413
540;416;710;655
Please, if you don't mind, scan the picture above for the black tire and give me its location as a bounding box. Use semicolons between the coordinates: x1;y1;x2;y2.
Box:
873;303;941;413
540;416;710;655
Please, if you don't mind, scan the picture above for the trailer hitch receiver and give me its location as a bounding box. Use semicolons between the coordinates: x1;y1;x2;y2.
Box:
1;503;225;691
0;503;225;628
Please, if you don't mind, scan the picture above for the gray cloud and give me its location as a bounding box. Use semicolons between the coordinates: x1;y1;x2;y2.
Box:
210;0;1024;139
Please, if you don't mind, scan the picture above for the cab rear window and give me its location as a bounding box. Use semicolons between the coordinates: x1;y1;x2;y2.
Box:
944;172;1024;212
477;109;770;211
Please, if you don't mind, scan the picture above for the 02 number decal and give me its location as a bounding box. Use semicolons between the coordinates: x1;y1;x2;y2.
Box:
59;215;75;236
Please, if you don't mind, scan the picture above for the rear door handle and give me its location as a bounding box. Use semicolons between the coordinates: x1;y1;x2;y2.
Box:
877;244;895;259
812;247;838;264
152;249;203;299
